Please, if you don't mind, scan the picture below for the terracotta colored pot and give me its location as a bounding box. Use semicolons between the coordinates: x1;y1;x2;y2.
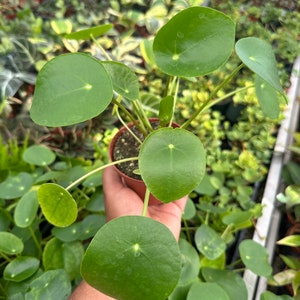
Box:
108;118;178;204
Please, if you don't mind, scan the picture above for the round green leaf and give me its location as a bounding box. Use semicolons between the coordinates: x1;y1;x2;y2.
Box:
153;7;235;77
4;256;40;282
182;198;196;220
235;37;283;93
14;189;39;228
25;269;71;299
102;61;139;101
187;282;230;300
37;183;77;227
139;128;206;203
43;238;84;280
30;53;113;127
239;239;272;277
22;145;56;166
195;224;226;260
178;238;200;286
0;232;24;255
64;24;113;40
202;268;248;300
0;172;33;199
81;216;181;300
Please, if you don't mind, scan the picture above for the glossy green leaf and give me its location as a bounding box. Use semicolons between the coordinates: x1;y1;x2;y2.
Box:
255;76;280;119
222;210;252;226
182;198;196;220
139;128;206;203
280;254;300;270
14;189;39;228
153;7;235;77
81;216;181;300
52;214;106;242
102;61;139;101
195;224;226;260
31;53;113;127
178;238;200;286
22;145;56;166
0;232;24;255
43;238;84;280
187;282;230;300
202;268;248;300
239;240;272;277
37;183;77;227
0;172;33;199
277;235;300;247
159;95;174;127
4;256;40;282
260;290;294;300
235;37;283;93
25;269;71;299
64;24;113;40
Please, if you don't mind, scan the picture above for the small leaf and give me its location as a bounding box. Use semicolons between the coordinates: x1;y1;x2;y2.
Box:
81;216;181;300
43;238;84;280
255;76;280;119
202;268;248;300
187;282;230;300
140;38;155;66
159;95;174;127
31;53;113;127
102;61;139;101
0;172;33;199
14;189;39;228
235;37;283;93
25;269;71;299
22;145;56;166
64;24;113;40
4;256;40;282
139;128;206;203
0;232;24;255
195;224;226;260
239;240;272;277
277;235;300;247
37;183;77;227
260;290;294;300
182;198;196;220
222;210;252;226
153;7;235;77
50;19;72;35
268;269;297;286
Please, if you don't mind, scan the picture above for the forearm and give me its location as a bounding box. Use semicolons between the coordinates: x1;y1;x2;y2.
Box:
69;281;115;300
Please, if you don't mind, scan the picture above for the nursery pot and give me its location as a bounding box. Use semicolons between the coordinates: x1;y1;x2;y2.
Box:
108;118;179;204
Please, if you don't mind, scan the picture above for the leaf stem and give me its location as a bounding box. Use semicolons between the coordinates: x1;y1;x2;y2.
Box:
29;225;42;258
142;189;150;217
66;157;139;191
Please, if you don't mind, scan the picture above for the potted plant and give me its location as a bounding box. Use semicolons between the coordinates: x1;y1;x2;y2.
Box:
28;6;285;300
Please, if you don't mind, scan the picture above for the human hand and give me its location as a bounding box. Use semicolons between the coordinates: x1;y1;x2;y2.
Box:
103;166;188;240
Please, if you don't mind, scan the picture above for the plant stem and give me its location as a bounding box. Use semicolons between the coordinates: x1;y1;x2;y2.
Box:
66;157;139;191
221;224;233;240
182;218;192;244
29;225;42;258
181;63;245;129
142;189;150;217
90;34;112;61
0;252;11;262
132;101;153;133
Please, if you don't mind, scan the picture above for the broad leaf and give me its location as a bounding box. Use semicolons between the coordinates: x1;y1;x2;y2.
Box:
43;238;84;280
139;128;206;203
23;145;56;166
4;256;40;282
159;95;174;127
64;24;113;40
37;183;77;227
14;189;39;228
81;216;181;300
0;232;24;255
202;268;248;300
235;37;283;94
239;240;272;277
102;61;139;101
31;53;113;127
0;172;33;199
187;282;230;300
25;269;71;299
195;224;226;260
153;7;235;77
255;76;280;119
